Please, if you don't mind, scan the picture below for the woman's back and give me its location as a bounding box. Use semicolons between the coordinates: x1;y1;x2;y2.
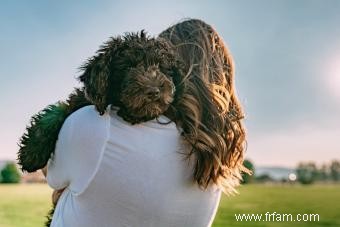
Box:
47;106;221;227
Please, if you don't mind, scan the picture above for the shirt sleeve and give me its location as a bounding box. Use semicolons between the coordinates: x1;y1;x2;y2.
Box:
46;111;75;190
46;105;110;192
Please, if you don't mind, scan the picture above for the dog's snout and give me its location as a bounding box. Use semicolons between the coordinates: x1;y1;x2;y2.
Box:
146;87;160;100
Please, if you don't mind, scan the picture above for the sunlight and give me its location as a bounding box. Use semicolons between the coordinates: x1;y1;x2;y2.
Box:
328;56;340;100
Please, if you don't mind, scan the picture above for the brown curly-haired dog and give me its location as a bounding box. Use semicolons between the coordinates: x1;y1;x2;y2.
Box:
18;30;184;174
79;31;182;121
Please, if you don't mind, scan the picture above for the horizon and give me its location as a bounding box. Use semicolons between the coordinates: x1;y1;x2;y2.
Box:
1;0;339;167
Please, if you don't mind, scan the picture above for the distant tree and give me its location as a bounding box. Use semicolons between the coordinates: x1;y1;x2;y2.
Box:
296;162;318;184
0;162;21;183
242;159;255;184
317;164;329;181
255;174;273;183
330;160;340;182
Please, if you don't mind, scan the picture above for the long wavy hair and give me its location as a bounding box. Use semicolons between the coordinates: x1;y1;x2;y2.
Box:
159;19;250;194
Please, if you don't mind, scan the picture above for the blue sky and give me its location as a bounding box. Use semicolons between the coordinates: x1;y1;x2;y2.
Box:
1;0;339;167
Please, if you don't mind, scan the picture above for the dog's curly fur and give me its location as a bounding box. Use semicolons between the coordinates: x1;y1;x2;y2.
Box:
17;31;184;227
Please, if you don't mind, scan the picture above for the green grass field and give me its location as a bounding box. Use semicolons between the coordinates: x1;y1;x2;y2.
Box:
0;184;339;227
213;184;340;227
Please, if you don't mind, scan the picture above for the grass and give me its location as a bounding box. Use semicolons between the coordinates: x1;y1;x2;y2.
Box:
213;184;340;227
0;184;52;227
0;184;339;227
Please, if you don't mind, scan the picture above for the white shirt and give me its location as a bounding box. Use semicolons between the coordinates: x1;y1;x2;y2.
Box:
47;105;221;227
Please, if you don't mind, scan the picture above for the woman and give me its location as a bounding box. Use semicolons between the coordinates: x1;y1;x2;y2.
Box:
47;19;248;227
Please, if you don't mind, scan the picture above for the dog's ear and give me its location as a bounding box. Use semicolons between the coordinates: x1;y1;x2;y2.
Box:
78;37;122;115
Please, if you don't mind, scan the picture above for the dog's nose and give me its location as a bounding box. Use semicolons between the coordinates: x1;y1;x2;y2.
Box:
146;88;160;100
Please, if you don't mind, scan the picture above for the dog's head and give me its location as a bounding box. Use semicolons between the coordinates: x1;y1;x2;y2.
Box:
120;64;175;122
79;31;183;122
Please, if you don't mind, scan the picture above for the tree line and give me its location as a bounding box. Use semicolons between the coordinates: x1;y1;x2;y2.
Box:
241;159;340;184
296;160;340;184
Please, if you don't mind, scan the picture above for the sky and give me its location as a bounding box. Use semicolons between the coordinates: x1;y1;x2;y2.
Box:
0;0;339;167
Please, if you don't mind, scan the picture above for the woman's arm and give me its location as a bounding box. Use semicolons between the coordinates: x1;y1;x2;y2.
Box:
46;105;110;193
41;166;47;177
41;166;65;205
46;112;75;190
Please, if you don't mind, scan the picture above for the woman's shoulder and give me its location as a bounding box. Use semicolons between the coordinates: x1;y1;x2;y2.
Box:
67;105;108;121
63;105;110;141
66;105;110;126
